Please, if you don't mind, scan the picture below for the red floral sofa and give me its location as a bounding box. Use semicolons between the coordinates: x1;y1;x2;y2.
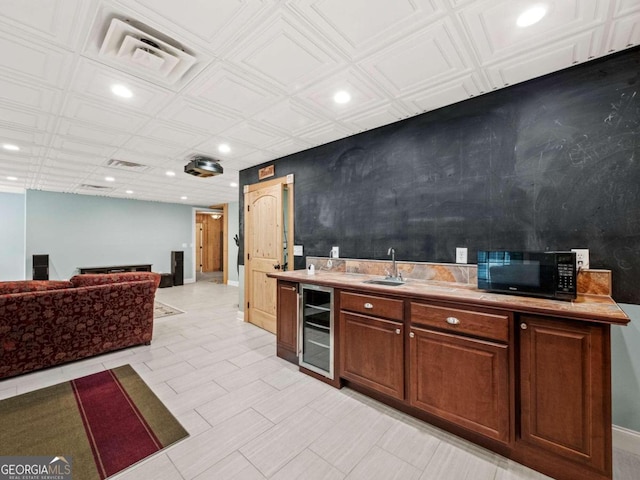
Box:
0;272;160;380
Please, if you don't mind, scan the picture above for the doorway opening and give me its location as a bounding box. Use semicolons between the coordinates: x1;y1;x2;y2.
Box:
195;204;228;284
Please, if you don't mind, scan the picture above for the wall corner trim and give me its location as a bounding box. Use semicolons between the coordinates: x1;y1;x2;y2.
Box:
613;425;640;456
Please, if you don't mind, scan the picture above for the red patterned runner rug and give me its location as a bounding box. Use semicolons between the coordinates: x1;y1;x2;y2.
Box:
0;365;188;480
71;369;163;478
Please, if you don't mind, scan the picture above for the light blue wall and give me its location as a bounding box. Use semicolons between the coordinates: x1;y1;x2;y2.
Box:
25;190;194;280
612;303;640;432
0;191;26;280
227;201;239;283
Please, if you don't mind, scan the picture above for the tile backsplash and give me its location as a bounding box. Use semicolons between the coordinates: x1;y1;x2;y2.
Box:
305;257;610;296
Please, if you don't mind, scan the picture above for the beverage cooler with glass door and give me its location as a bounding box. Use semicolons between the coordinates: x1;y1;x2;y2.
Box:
299;283;334;379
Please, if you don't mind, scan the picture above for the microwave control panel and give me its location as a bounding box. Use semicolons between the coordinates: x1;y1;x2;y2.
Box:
555;252;577;295
557;263;575;292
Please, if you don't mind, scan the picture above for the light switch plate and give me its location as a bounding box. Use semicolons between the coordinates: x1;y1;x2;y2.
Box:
571;249;589;269
293;245;303;256
456;247;468;264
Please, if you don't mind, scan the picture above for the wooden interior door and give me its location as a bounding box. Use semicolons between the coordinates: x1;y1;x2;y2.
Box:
196;222;203;273
245;182;284;333
208;216;222;271
196;213;223;272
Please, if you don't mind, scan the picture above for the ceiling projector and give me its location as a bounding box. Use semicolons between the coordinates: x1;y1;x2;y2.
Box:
184;155;223;177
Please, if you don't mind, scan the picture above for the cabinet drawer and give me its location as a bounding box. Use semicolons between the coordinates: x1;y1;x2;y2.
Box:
341;291;403;321
410;302;509;342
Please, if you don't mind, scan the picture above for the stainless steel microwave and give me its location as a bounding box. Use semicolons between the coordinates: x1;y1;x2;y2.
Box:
477;251;577;301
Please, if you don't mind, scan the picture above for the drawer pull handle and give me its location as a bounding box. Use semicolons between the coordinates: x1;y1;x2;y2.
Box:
364;302;374;309
409;332;415;338
395;328;401;335
521;322;528;330
446;316;460;325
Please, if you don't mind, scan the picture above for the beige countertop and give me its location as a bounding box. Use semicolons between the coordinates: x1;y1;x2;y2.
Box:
269;269;630;326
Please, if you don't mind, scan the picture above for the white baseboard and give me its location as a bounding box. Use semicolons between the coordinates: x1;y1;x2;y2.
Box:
184;277;195;284
227;280;239;287
236;310;244;322
613;425;640;456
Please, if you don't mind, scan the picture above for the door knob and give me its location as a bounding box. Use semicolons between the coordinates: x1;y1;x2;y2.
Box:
520;323;528;330
273;264;281;270
409;332;415;338
395;328;401;335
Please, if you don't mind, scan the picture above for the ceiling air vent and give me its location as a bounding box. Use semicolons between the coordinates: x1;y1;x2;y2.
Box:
79;184;113;191
98;18;197;86
105;158;149;172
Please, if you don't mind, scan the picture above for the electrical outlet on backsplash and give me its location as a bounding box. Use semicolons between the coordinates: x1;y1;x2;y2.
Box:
572;249;590;269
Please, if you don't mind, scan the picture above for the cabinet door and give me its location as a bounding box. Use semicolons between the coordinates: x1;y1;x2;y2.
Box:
519;316;609;473
340;312;404;399
409;327;510;443
276;281;298;363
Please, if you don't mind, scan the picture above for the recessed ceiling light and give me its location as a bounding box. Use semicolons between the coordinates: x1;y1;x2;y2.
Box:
126;190;134;194
2;144;20;151
218;144;231;154
111;84;133;98
166;170;176;177
333;90;351;104
6;176;17;181
230;182;238;188
517;4;547;27
180;196;188;200
105;176;115;182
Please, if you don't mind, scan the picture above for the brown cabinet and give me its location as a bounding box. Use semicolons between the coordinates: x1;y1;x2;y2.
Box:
409;326;510;443
339;291;404;400
276;281;298;364
411;302;509;342
409;301;511;444
270;272;625;480
518;315;611;478
340;291;404;320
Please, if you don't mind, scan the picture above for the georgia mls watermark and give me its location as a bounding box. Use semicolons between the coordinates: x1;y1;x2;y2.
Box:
0;456;72;480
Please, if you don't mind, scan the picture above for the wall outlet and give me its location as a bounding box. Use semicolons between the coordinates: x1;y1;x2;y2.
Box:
293;245;303;256
331;246;339;259
571;249;589;269
456;247;468;264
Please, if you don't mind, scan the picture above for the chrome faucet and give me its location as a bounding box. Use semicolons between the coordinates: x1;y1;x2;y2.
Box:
386;247;401;281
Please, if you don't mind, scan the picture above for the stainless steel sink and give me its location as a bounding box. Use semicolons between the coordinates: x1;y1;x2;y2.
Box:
363;279;405;286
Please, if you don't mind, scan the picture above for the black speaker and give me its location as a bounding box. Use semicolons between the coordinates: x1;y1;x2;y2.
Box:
33;254;49;280
171;251;184;286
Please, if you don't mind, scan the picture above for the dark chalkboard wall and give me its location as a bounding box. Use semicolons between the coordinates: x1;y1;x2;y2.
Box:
240;47;640;304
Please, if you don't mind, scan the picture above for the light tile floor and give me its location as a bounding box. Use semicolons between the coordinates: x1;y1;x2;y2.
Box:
2;280;638;479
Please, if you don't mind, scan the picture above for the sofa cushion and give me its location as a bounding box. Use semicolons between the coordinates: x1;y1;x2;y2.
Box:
70;272;161;288
0;280;74;295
